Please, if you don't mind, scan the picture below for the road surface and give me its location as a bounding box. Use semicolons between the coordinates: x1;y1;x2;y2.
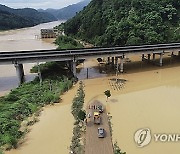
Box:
85;100;114;154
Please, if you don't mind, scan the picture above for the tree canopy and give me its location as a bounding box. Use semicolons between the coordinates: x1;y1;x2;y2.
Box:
63;0;180;47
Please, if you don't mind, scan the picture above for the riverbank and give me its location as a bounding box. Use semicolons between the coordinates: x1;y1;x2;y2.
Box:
0;21;64;96
5;83;79;154
0;61;75;152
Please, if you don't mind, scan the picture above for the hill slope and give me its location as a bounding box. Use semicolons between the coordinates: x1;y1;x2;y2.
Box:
39;0;91;20
64;0;180;46
0;10;34;30
0;4;57;30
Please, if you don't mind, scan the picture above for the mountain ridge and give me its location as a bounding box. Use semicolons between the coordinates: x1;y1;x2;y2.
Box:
0;4;57;30
39;0;91;20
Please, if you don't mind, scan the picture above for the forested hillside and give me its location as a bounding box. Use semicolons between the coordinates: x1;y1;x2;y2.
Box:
0;4;57;30
64;0;180;46
0;10;34;30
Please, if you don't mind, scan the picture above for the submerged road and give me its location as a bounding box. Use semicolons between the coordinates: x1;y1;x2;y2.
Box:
85;101;113;154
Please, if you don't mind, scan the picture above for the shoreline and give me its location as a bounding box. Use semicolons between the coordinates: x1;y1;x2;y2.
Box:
5;82;79;154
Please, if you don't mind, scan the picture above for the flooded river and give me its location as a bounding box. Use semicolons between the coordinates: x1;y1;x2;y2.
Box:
0;21;64;96
1;20;180;154
81;55;180;154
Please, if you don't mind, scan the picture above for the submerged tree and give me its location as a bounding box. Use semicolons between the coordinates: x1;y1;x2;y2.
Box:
77;110;86;121
104;90;111;101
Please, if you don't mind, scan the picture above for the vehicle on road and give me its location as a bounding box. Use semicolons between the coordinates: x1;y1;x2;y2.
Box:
94;112;101;124
98;127;105;138
98;105;104;113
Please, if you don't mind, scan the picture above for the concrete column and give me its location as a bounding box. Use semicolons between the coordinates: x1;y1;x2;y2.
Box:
148;54;151;60
107;57;110;64
115;57;119;77
153;53;155;61
171;52;174;57
14;63;24;85
142;54;145;61
115;57;118;66
112;57;115;67
112;57;114;64
120;56;124;73
159;53;163;66
72;60;76;77
68;61;73;73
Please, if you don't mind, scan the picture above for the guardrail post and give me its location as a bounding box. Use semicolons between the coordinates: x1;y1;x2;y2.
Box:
14;63;24;85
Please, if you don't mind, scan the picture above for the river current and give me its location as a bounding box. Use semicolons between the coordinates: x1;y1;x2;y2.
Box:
0;21;64;96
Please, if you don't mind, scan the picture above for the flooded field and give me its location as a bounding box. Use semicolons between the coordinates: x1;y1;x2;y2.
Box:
80;55;180;154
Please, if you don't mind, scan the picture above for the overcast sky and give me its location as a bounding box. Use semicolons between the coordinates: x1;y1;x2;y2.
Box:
0;0;82;9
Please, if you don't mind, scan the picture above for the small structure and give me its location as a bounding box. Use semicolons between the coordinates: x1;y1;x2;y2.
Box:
40;28;64;38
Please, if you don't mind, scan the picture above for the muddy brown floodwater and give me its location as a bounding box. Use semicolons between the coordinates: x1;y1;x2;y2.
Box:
5;84;79;154
2;23;180;154
0;21;64;96
81;55;180;154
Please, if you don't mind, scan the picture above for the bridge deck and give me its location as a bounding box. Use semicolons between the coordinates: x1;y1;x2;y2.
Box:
0;43;179;64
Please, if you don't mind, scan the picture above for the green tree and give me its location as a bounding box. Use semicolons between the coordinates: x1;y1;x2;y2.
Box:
63;0;180;46
77;110;86;121
104;90;111;101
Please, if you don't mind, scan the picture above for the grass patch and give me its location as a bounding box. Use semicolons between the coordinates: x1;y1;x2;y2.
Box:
55;35;83;49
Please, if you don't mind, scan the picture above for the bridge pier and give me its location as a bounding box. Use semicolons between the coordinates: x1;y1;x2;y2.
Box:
115;57;118;67
171;52;174;57
72;60;77;77
14;63;24;85
142;54;145;61
159;53;163;66
112;57;115;67
148;54;151;61
120;56;124;73
153;53;156;61
68;61;73;72
107;57;110;64
115;57;119;76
